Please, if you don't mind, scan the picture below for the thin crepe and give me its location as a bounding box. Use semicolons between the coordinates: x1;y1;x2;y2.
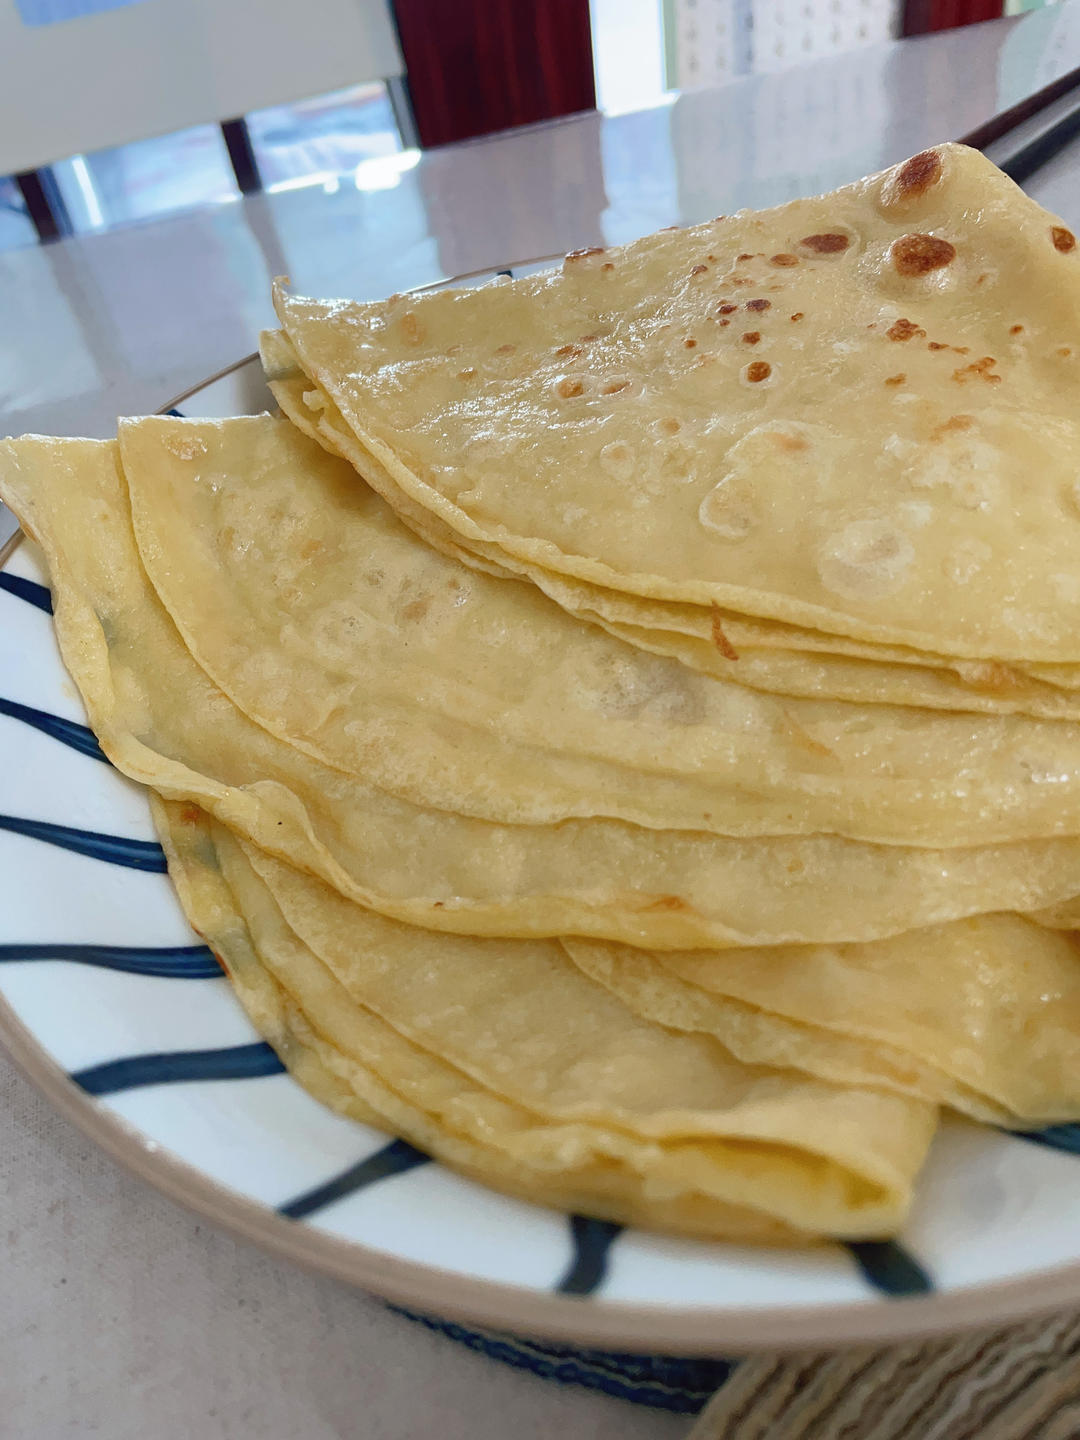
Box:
564;915;1080;1126
274;144;1080;663
115;415;1080;847
157;799;937;1241
265;329;1080;721
16;434;1080;946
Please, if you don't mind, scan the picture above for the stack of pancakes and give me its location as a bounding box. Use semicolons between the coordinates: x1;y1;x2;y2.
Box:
6;143;1080;1245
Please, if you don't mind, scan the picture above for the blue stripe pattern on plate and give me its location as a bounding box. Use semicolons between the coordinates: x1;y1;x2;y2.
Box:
0;697;107;762
556;1217;624;1296
279;1137;430;1219
0;815;166;871
844;1240;934;1295
72;1041;284;1095
0;942;220;978
1012;1124;1080;1155
391;1307;735;1415
0;572;53;613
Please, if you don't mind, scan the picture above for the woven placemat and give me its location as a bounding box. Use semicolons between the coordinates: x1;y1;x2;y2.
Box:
687;1308;1080;1440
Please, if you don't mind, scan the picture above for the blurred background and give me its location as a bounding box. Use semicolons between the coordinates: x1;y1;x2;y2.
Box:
0;0;1064;253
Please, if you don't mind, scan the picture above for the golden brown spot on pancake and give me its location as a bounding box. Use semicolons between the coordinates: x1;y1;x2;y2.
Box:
1052;226;1076;253
707;254;717;262
952;345;969;354
400;596;432;623
887;318;925;342
1010;324;1024;335
601;262;615;271
884;374;906;386
745;360;771;382
717;303;738;315
684;337;698;349
602;379;631;394
556;344;583;358
691;264;709;276
446;343;463;355
928;341;948;351
299;539;324;560
657;417;681;435
566;246;604;260
580;333;599;342
556;377;584;398
790;312;804;322
1059;346;1074;358
710;603;739;661
882;150;943;206
742;331;761;345
746;297;771;312
641;895;689;913
457;368;477;381
718;319;731;327
494;343;516;355
773;431;808;452
737;252;754;262
782;712;835;758
801;232;850;253
952;356;1000;384
400;311;423;344
891;234;956;276
770;253;799;266
179;804;201;825
966;661;1024;694
930;414;974;441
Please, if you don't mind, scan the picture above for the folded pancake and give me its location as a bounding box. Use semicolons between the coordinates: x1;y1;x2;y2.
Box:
273;144;1080;663
265;330;1080;721
114;415;1080;847
564;916;1080;1126
157;798;937;1241
17;435;1080;945
154;798;813;1242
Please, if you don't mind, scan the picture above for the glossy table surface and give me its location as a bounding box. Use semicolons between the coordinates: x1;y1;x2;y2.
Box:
5;7;1080;1437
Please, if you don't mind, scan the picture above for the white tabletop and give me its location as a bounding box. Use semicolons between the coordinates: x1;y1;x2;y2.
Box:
5;8;1080;1436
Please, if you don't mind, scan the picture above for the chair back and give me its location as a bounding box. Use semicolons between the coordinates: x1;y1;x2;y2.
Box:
0;0;403;174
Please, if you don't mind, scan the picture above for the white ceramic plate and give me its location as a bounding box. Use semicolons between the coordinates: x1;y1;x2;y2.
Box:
5;262;1080;1359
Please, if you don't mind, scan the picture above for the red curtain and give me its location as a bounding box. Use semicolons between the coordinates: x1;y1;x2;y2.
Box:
902;1;1005;36
391;0;596;148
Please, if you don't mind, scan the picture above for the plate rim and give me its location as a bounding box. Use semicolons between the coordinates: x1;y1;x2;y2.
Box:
7;981;1080;1354
8;282;1080;1355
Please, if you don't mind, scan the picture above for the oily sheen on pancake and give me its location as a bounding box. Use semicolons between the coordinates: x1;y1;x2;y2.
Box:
274;144;1080;662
